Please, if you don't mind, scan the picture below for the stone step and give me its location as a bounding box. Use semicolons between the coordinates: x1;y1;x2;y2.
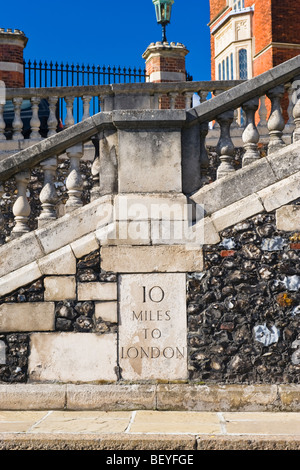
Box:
0;410;299;450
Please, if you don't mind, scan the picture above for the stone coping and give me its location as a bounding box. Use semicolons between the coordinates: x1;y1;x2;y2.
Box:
0;383;299;412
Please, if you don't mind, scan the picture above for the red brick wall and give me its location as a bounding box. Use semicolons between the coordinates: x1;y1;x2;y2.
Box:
145;56;186;78
0;70;24;87
0;42;25;87
210;0;227;21
271;0;300;44
0;44;24;64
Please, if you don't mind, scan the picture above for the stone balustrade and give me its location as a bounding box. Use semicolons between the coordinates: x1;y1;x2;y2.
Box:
0;55;299;244
0;78;297;154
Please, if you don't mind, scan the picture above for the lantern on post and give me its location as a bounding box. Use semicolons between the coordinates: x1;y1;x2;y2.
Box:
152;0;174;43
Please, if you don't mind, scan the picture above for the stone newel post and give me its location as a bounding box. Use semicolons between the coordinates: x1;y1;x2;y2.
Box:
142;41;189;109
0;28;28;88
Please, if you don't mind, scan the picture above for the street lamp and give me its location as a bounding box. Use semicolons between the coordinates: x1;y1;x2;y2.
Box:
152;0;174;43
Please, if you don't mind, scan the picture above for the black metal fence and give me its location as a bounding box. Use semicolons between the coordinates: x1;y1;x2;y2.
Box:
23;59;148;125
24;60;148;88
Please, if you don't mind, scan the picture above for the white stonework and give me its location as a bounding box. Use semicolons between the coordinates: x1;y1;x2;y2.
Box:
276;205;300;231
118;129;182;193
0;303;55;332
37;245;76;275
28;333;117;383
101;246;204;273
211;194;264;232
0;262;42;298
70;233;99;259
118;273;187;381
95;302;118;323
77;282;117;301
44;276;76;301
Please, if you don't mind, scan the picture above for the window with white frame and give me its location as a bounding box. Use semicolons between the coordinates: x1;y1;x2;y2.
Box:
229;0;245;10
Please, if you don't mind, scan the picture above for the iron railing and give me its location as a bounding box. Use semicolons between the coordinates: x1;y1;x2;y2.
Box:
23;59;148;124
23;60;148;88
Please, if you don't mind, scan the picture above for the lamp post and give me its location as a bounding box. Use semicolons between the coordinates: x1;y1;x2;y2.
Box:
152;0;174;43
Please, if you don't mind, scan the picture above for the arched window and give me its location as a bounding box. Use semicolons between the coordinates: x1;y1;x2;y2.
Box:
231;0;245;11
218;63;221;80
230;53;234;79
239;49;248;79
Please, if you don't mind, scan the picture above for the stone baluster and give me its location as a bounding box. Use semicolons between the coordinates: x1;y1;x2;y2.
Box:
212;90;223;129
64;96;75;128
47;96;58;137
233;108;241;128
11;170;31;237
266;85;285;154
0;103;6;140
38;156;58;227
152;93;160;110
184;92;194;110
216;110;235;179
198;90;209;103
90;136;101;201
242;97;260;166
199;122;210;185
292;75;300;142
168;92;177;110
257;95;268;129
30;97;41;140
82;95;92;121
65;143;84;212
0;184;4;245
12;97;24;140
286;83;296;132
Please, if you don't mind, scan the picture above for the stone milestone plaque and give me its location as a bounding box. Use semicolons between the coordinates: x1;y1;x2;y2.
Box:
119;273;187;380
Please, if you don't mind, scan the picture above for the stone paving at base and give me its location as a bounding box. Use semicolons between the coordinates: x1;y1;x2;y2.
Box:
0;411;299;436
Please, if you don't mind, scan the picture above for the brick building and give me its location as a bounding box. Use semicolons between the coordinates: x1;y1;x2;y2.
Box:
209;0;300;81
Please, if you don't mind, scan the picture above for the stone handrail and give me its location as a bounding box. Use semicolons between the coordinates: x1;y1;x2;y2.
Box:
1;80;243;142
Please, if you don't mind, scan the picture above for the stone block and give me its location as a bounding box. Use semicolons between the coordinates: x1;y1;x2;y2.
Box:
0;262;42;297
37;246;76;275
36;196;113;255
118;128;182;193
114;193;190;221
70;233;99;259
0;384;66;410
101;246;204;273
258;172;300;212
191;157;276;215
156;384;279;411
94;302;118;323
98;221;151;246
66;384;157;410
211;194;264;232
119;273;187;381
77;282;117;301
278;385;300;411
28;333;118;383
276;205;300;231
267;140;300;180
0;341;5;364
0;232;44;278
44;276;76;301
0;303;55;332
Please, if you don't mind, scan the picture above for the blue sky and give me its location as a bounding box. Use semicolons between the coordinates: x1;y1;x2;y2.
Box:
2;0;212;80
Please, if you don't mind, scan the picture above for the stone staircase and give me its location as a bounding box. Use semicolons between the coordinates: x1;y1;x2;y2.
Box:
0;56;300;410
